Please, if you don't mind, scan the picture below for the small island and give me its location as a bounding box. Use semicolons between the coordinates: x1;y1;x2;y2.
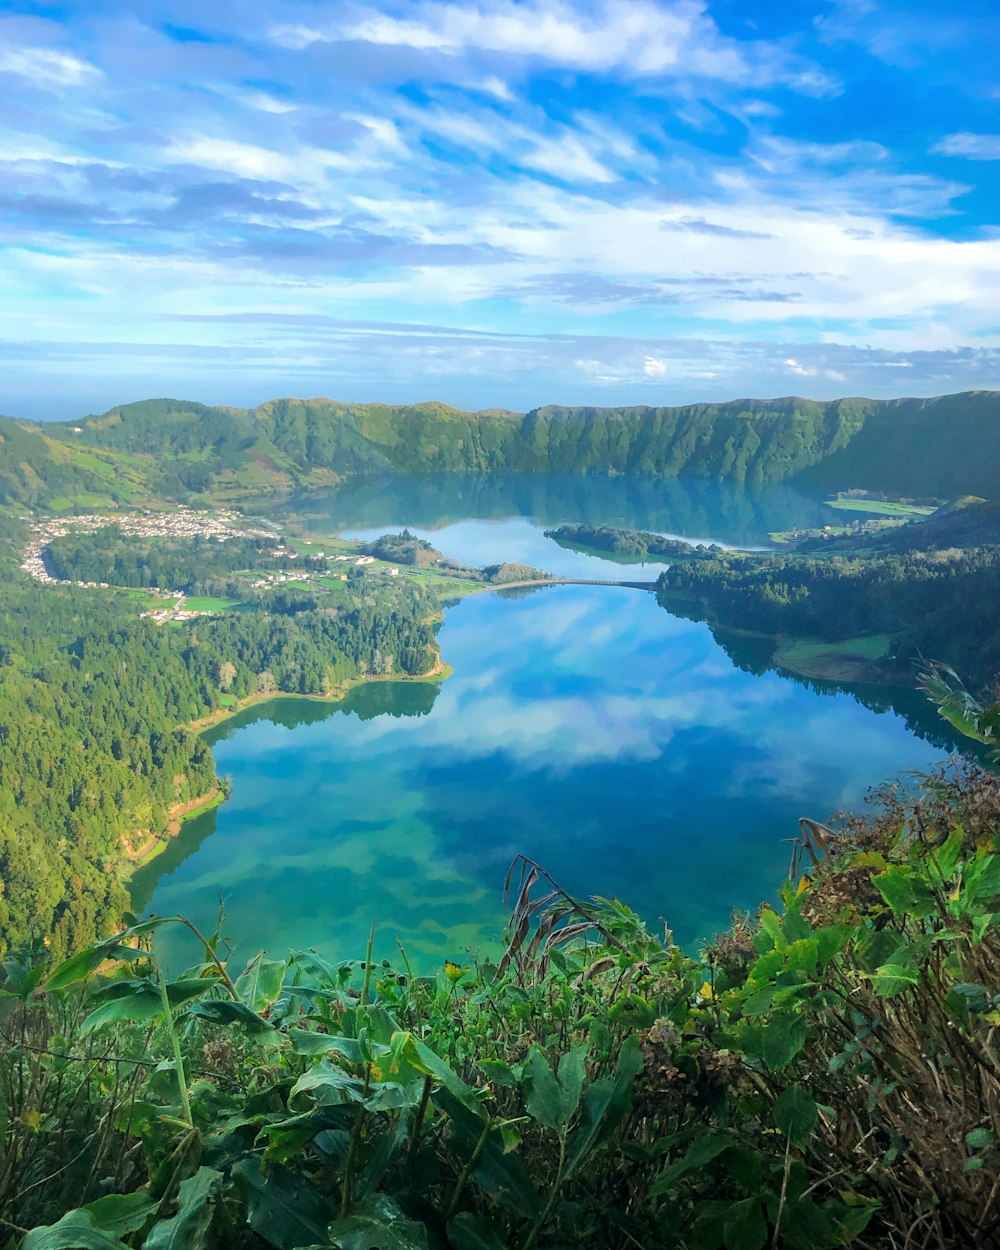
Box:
544;523;722;563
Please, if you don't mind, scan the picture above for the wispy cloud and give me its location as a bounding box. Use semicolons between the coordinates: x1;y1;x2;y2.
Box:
932;133;1000;161
0;45;99;88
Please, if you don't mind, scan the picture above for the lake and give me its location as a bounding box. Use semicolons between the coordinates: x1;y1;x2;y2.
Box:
133;475;964;969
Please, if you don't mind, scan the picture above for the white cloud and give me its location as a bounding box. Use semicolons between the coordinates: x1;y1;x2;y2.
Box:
520;135;614;183
162;134;380;182
0;46;98;87
348;114;408;156
785;359;846;382
644;355;668;377
480;75;514;101
932;133;1000;161
222;87;298;115
273;0;834;93
164;137;297;180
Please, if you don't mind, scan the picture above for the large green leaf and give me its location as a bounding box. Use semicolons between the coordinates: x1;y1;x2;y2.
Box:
189;1000;274;1033
236;956;287;1013
144;1167;222;1250
80;978;209;1034
929;828;964;885
761;1014;807;1070
565;1036;642;1178
556;1046;587;1125
45;920;171;992
966;851;1000;904
723;1198;768;1250
446;1213;509;1250
356;1113;410;1199
326;1195;429;1250
406;1035;488;1122
80;1192;159;1238
872;963;921;997
773;1085;819;1147
289;1058;364;1107
525;1045;563;1133
650;1131;736;1195
814;924;856;970
21;1211;130;1250
1;955;47;1001
287;1029;364;1060
433;1088;540;1216
45;943;143;993
232;1157;336;1250
872;868;936;919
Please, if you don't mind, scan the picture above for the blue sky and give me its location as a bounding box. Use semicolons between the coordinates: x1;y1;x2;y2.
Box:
2;0;999;418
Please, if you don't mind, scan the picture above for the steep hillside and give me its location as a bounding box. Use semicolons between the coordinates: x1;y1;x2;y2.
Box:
24;388;1000;502
0;416;129;507
794;391;1000;498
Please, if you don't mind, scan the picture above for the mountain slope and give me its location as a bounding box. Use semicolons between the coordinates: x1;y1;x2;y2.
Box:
19;388;1000;503
0;416;132;507
794;391;1000;498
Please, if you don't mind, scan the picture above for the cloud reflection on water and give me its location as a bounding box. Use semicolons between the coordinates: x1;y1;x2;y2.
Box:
139;582;950;967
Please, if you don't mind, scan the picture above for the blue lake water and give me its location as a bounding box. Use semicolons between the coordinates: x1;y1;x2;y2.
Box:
133;476;963;969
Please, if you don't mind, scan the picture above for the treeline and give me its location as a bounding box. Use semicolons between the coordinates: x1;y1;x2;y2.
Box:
545;523;721;559
659;545;1000;692
20;388;1000;503
0;560;438;959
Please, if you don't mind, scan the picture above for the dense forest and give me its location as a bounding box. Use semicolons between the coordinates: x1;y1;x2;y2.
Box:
2;389;999;509
0;545;438;960
657;514;1000;692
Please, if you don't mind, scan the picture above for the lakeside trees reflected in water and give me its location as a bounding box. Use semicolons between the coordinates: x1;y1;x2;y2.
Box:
283;472;837;548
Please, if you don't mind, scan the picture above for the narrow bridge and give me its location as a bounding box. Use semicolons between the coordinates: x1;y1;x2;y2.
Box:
479;577;657;593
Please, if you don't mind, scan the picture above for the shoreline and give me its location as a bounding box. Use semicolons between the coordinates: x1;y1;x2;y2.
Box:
122;651;455;881
656;587;910;688
188;652;453;734
124;787;224;871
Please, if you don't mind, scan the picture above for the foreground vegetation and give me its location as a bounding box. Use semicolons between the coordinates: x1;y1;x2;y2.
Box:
2;750;999;1249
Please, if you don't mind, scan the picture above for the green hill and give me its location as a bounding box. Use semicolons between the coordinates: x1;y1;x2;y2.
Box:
794;391;1000;497
0;416;122;508
11;388;1000;505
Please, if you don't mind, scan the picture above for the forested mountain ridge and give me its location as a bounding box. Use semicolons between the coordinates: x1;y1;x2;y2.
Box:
3;388;997;507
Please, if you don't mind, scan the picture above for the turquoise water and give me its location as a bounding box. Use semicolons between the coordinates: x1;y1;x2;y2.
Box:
134;477;964;969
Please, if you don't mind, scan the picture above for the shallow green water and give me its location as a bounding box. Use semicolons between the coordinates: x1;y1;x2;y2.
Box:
134;476;965;970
